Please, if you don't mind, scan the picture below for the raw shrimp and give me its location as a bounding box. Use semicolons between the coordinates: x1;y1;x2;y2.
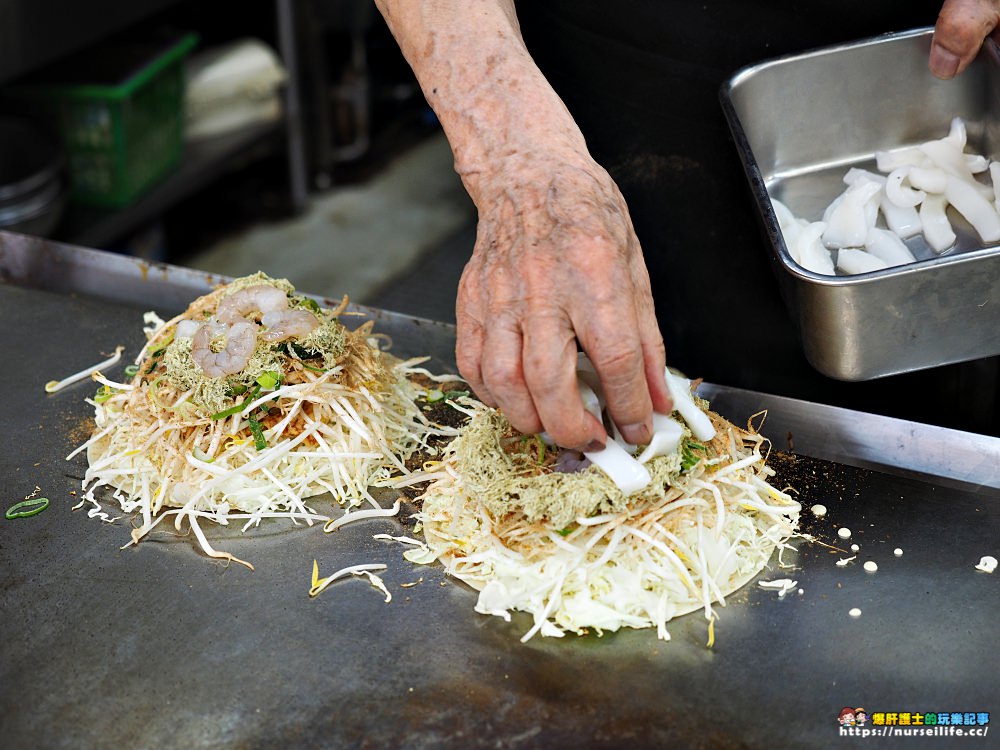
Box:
174;319;202;339
259;309;320;342
192;321;257;377
217;285;289;324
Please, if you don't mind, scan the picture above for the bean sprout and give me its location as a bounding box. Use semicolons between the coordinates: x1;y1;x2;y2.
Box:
70;274;457;566
46;346;124;393
410;401;800;643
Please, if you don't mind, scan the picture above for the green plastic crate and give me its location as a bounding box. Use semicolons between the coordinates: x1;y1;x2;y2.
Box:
21;33;198;208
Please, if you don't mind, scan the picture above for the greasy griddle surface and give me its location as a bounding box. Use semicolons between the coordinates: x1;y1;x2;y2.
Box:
1;282;998;749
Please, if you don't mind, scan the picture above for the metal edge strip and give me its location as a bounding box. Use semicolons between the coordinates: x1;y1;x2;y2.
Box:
4;229;999;491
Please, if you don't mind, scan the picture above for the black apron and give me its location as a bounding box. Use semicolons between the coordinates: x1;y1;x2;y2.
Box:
515;0;1000;434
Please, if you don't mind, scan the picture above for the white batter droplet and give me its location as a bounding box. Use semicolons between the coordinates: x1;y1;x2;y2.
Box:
851;543;860;552
810;504;827;517
864;561;878;573
838;528;852;539
975;556;997;573
894;548;903;557
849;608;862;618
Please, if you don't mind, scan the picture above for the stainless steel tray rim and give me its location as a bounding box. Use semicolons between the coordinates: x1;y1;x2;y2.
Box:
725;27;934;93
722;26;1000;378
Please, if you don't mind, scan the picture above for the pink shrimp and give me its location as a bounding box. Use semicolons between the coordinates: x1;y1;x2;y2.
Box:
217;285;288;324
192;321;257;377
259;309;320;342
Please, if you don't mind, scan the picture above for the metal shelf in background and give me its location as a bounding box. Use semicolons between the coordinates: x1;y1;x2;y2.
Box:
54;121;283;249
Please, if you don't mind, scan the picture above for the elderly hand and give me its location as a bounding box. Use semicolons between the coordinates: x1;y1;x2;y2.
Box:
457;152;671;452
931;0;1000;78
374;0;671;450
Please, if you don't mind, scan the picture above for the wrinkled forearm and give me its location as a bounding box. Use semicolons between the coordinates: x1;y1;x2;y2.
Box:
374;0;589;203
377;1;669;448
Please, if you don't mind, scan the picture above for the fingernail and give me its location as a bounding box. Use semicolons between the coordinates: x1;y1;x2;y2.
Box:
929;42;960;79
584;439;606;453
621;422;651;445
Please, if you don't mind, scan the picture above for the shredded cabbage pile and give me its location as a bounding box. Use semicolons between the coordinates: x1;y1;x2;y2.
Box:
411;401;801;642
69;274;454;568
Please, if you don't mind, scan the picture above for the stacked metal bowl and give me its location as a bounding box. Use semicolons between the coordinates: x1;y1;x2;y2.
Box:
0;116;66;237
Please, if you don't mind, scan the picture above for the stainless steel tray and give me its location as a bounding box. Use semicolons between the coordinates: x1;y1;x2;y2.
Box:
1;231;998;748
721;28;1000;381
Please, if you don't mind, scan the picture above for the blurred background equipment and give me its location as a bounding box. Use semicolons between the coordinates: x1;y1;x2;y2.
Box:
0;115;66;236
185;38;287;141
0;0;472;311
13;31;198;208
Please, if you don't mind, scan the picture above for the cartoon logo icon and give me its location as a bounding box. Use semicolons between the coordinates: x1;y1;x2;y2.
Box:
839;707;857;726
855;708;868;726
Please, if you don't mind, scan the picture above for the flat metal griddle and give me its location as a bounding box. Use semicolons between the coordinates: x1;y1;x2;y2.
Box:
1;232;997;749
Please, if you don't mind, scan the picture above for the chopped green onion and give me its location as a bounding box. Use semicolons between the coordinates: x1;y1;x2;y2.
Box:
124;365;139;377
299;297;322;314
94;385;116;404
301;363;328;373
256;371;281;390
145;353;165;374
426;389;445;403
533;434;546;465
444;390;470;400
148;332;175;357
681;441;708;471
556;526;574;537
248;414;267;451
228;384;248;396
211;384;261;420
6;497;49;519
141;333;175;374
285;342;312;359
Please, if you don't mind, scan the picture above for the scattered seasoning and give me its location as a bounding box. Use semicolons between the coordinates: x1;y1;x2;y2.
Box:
810;504;827;517
863;561;878;573
838;528;852;539
894;548;903;557
849;608;862;618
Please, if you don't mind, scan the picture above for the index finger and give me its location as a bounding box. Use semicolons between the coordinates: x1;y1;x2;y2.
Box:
522;311;607;451
576;304;655;447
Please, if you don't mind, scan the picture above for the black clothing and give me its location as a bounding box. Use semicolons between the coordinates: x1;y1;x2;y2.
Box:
515;0;1000;434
